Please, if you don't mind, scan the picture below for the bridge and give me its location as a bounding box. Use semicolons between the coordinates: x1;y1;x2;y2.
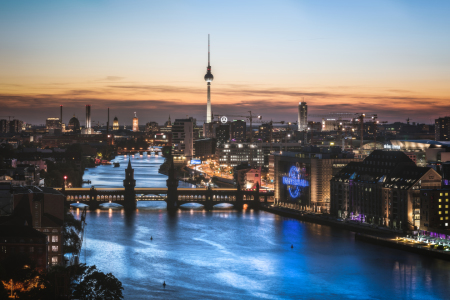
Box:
58;187;274;210
60;153;274;211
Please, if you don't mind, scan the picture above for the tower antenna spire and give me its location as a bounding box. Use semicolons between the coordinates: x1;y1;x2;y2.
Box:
208;34;210;66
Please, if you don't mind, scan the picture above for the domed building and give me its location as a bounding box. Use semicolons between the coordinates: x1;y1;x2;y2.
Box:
113;116;119;131
68;114;80;132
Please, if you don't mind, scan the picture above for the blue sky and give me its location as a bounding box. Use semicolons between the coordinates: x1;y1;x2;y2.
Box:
1;0;449;125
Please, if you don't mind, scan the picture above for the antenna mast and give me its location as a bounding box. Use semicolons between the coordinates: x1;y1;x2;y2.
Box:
208;34;210;66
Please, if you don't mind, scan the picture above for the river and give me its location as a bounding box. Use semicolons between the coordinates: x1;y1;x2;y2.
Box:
76;153;450;299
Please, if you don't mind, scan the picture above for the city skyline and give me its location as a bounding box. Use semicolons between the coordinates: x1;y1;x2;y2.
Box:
1;0;450;125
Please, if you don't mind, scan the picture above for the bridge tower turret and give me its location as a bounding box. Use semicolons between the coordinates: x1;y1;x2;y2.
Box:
235;181;244;210
253;182;260;210
165;150;179;213
123;157;136;210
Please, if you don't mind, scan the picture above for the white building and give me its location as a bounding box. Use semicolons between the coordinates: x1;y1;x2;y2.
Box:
172;118;194;160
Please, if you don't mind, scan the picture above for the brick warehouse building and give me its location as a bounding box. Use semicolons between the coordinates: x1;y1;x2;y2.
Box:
331;150;441;230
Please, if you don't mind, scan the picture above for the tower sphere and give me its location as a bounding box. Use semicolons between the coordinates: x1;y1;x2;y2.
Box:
204;73;214;82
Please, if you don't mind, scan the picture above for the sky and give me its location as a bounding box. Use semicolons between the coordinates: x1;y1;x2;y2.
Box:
1;0;449;126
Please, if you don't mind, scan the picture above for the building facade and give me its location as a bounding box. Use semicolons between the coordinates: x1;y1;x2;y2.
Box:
230;120;246;142
172;118;194;160
272;148;360;212
435;116;450;141
298;101;307;131
330;150;442;229
420;189;450;231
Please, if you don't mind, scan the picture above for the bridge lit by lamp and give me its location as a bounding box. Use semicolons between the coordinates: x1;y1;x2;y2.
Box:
282;166;309;199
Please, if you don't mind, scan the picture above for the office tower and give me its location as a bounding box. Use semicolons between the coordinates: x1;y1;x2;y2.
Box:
435;116;450;141
85;105;91;130
216;124;230;145
230;120;247;142
132;112;139;132
172;118;194;160
298;101;307;131
204;34;214;123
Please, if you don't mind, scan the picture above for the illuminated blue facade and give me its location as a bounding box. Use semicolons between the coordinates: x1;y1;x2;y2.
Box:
282;166;309;199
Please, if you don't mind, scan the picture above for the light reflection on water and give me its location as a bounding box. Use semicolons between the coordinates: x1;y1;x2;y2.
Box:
79;154;450;299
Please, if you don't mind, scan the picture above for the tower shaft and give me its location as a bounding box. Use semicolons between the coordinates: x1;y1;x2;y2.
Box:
207;83;211;123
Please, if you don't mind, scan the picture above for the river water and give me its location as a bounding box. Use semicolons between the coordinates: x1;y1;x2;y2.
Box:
76;153;450;299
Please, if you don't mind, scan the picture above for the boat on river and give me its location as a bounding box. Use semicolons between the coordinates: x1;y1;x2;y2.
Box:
113;162;120;167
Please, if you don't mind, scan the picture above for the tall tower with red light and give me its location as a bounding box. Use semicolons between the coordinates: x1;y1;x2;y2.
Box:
204;34;214;123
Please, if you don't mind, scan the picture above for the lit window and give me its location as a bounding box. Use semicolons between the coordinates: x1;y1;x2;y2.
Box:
52;236;58;243
439;211;442;215
446;223;449;227
441;193;444;196
439;205;442;208
441;217;444;220
446;217;449;220
52;256;58;265
52;246;58;252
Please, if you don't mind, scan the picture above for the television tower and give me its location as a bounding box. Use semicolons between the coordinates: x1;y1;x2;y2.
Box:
204;34;214;123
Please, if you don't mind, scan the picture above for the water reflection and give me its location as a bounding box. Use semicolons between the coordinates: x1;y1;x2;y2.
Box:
78;153;450;299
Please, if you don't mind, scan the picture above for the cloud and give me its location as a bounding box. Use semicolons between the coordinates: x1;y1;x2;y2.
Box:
0;83;448;125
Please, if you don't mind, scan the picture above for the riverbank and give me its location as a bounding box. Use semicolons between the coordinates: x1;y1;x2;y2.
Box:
261;204;450;261
355;234;450;262
261;204;400;238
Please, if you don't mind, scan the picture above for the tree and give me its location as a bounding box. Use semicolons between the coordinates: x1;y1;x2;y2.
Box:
73;265;123;300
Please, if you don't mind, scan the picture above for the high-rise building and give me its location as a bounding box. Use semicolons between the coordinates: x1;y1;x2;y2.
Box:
298;102;307;131
435;116;450;141
113;116;119;131
230;120;246;142
172;118;194;160
204;34;214;123
83;104;93;134
216;124;230;145
0;119;9;133
9;119;23;133
132;112;139;132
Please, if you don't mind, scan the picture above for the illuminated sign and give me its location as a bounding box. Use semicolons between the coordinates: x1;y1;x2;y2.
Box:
190;159;201;165
384;144;400;149
221;116;228;123
282;165;309;199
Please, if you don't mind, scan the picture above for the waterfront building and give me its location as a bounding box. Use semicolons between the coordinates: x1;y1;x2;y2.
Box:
271;147;359;212
172;118;194;160
298;101;307;131
420;189;450;231
3;186;66;266
435;116;450;141
0;225;48;271
9;119;23;133
330;150;441;229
